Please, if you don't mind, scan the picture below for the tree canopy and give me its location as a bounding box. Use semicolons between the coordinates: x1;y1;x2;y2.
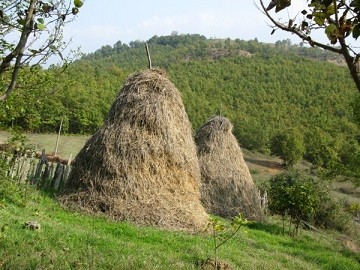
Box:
0;0;84;100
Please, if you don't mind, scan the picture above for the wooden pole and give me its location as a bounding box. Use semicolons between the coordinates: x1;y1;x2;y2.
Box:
54;117;63;156
145;43;152;69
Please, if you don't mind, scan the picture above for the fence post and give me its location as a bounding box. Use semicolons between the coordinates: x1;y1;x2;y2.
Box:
28;160;36;183
41;163;51;188
52;163;64;191
33;149;48;185
54;117;63;156
61;154;72;188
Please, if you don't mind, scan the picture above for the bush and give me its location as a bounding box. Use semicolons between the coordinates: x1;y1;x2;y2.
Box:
268;170;318;235
313;191;352;232
0;130;37;206
0;159;21;206
268;169;353;235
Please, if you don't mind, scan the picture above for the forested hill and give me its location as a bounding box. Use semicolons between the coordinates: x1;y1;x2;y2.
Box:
82;34;346;67
1;34;359;177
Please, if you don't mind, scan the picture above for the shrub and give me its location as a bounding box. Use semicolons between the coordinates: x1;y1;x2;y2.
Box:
0;130;36;206
268;170;318;235
313;191;352;232
268;169;353;235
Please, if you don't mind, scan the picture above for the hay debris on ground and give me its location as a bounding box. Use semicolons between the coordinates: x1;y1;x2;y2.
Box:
59;69;209;233
195;116;263;220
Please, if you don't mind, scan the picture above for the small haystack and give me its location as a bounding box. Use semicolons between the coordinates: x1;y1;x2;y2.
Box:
195;116;263;220
59;69;209;232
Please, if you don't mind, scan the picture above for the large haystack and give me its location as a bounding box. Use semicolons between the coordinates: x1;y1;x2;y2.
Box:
59;69;209;232
195;116;263;220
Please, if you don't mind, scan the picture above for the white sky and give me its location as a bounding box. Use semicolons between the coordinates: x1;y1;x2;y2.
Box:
63;0;313;54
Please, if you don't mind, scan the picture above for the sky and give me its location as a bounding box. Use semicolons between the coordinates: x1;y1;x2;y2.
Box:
62;0;312;55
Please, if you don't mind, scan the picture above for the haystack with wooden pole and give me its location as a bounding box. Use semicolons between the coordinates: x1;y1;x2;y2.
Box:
59;69;209;232
195;116;263;220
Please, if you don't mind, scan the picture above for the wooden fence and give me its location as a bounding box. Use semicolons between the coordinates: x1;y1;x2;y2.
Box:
2;149;72;192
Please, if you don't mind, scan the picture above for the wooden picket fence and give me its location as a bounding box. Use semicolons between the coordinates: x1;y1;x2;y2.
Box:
2;149;72;192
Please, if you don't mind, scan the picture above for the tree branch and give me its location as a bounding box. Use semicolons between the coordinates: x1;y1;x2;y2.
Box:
339;37;360;91
258;0;360;93
0;0;36;100
258;0;342;54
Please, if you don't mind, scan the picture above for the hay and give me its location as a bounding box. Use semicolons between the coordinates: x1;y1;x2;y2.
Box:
59;69;209;232
195;116;263;220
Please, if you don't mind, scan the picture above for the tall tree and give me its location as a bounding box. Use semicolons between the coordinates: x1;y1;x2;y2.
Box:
259;0;360;93
0;0;84;100
270;128;306;167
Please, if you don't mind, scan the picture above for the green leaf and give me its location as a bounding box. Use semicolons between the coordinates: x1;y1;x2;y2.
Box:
325;4;336;17
35;23;46;31
301;21;309;31
322;0;333;7
275;0;291;13
37;18;44;24
74;0;84;8
214;224;225;232
29;49;38;54
313;11;327;25
350;0;360;8
353;24;360;39
16;19;25;26
325;24;337;38
42;4;52;13
72;7;79;15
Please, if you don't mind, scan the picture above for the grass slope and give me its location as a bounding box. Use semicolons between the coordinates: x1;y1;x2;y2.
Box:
1;131;360;269
1;182;359;270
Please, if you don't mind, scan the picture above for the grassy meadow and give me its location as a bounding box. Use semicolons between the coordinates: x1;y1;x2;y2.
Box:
1;181;359;270
0;131;360;269
0;131;87;159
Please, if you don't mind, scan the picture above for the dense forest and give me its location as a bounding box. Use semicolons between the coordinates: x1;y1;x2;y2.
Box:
1;34;359;181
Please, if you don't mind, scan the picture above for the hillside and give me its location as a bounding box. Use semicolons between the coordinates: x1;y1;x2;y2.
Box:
0;161;359;269
0;34;359;181
2;195;360;269
1;33;360;268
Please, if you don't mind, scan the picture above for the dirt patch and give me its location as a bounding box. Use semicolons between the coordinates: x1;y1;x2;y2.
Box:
338;236;360;254
244;157;283;170
199;258;234;270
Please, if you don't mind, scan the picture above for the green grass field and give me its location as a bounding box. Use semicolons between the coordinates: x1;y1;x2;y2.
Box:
1;131;359;269
1;181;359;270
0;131;88;159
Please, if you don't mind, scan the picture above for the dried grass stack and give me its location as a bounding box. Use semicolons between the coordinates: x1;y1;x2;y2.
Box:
195;116;263;220
60;69;209;232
